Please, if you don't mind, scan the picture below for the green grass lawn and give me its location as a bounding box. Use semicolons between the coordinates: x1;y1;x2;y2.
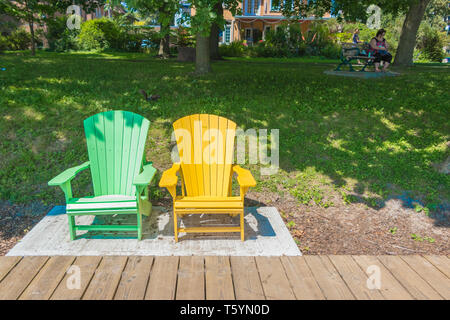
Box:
0;51;449;213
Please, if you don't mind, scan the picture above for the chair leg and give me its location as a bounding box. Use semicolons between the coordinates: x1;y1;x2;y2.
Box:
240;210;245;241
173;210;178;243
137;212;142;240
68;215;76;241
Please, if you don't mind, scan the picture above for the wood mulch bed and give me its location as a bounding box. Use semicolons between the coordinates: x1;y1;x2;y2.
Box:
1;191;449;256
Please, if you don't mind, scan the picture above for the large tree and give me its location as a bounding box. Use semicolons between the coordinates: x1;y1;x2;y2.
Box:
113;0;180;58
393;0;432;66
209;1;223;60
188;0;240;73
278;0;437;66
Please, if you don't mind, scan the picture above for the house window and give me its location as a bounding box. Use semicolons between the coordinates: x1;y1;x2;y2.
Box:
271;0;280;11
245;28;253;42
245;0;260;15
224;24;231;43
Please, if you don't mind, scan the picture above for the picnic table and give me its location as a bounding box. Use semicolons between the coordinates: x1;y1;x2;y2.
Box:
335;42;375;72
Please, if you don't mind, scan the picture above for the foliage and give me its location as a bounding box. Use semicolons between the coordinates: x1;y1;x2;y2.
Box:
46;16;79;52
218;40;248;57
263;23;306;57
111;0;180;37
0;0;107;54
0;35;7;52
416;24;446;62
320;43;341;59
76;17;156;52
77;18;120;50
0;13;20;36
0;29;31;50
175;26;195;47
220;21;339;58
424;0;449;29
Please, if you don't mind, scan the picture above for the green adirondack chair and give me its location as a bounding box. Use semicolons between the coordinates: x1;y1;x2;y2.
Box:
48;110;156;240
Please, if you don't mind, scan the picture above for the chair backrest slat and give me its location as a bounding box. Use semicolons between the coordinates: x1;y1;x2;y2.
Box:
173;114;236;197
84;110;150;196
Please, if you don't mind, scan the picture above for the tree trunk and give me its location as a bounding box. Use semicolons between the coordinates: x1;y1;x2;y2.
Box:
393;0;431;66
209;2;223;60
196;34;211;74
158;23;171;58
29;20;35;56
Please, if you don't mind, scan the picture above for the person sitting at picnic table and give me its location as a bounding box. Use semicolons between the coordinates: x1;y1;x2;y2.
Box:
352;28;360;44
369;28;392;72
352;28;362;64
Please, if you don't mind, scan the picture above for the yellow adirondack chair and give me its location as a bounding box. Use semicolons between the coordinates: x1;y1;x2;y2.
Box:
159;114;256;242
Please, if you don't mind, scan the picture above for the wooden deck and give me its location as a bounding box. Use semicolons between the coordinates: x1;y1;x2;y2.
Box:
0;255;448;300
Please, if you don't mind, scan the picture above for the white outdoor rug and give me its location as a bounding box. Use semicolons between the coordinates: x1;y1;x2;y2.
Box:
7;206;301;256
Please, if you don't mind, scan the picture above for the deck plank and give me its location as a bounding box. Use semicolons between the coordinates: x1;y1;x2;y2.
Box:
352;255;413;300
0;256;21;282
0;256;48;300
82;256;128;300
280;256;325;300
205;256;234;300
50;256;102;300
255;256;295;300
304;255;355;300
176;256;205;300
230;256;265;300
146;256;179;300
19;256;75;300
327;255;384;300
377;255;443;300
400;255;450;299
114;256;153;300
1;255;448;300
422;255;450;278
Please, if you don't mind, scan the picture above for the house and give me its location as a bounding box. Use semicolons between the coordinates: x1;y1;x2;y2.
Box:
220;0;331;45
131;1;330;45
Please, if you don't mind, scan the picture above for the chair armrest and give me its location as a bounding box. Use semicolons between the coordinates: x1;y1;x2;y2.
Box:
48;161;90;186
159;163;181;188
232;165;256;187
133;162;157;186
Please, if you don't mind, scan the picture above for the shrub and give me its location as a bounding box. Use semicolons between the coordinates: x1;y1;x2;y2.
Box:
219;40;248;57
261;23;308;57
265;26;289;49
417;25;445;62
77;18;120;51
321;42;341;59
251;42;279;57
6;29;31;50
307;21;332;49
0;35;8;52
175;26;195;47
334;32;352;44
46;16;79;52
